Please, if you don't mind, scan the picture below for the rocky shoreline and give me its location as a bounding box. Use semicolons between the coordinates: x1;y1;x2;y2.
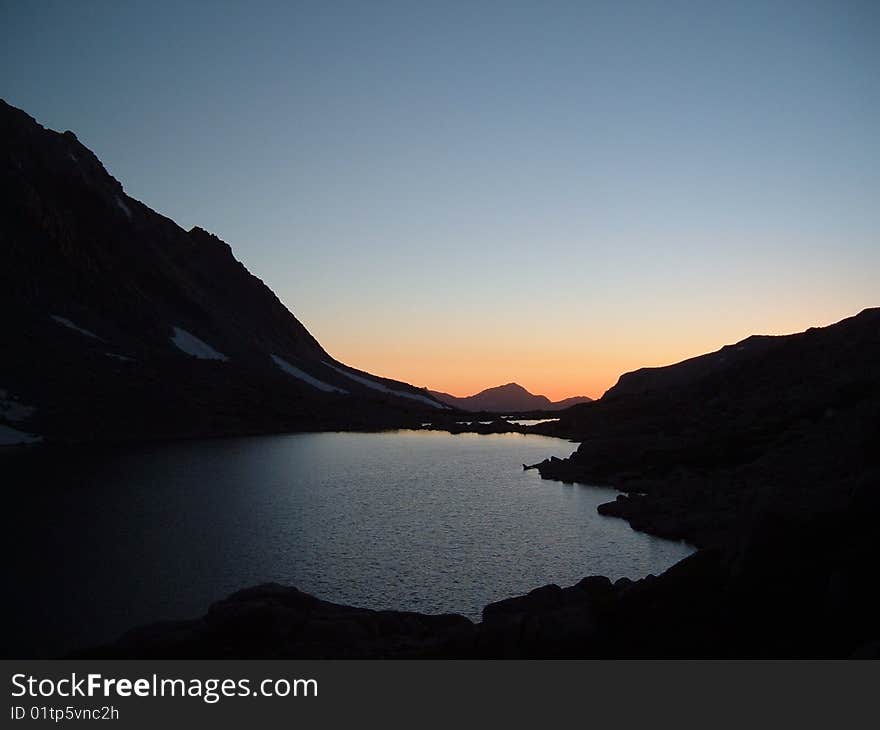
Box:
72;527;878;659
74;308;880;659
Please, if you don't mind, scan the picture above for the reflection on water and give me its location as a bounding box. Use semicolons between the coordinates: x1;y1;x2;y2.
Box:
507;418;561;426
3;430;692;657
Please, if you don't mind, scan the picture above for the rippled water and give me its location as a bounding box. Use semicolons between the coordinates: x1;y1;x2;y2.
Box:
3;430;692;657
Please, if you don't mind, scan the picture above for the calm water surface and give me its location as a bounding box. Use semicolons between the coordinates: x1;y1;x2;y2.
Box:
4;430;692;656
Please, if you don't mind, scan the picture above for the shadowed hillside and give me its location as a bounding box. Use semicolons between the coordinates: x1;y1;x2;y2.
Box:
535;308;880;546
0;100;448;443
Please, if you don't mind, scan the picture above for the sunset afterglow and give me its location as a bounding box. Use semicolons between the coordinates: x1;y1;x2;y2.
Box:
5;2;877;400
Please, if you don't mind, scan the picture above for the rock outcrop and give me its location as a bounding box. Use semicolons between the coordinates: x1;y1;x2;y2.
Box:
73;584;476;659
534;308;880;547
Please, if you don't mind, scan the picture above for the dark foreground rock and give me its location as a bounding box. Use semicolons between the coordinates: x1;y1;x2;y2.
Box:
72;584;476;659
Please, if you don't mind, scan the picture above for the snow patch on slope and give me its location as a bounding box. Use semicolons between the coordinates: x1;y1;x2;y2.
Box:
50;315;101;340
0;390;35;422
322;362;448;408
170;327;229;361
272;355;348;393
115;195;132;219
0;424;42;446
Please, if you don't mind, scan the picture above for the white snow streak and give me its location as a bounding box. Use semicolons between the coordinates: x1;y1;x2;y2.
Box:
0;424;42;446
115;195;132;219
322;362;448;408
50;315;101;340
272;355;347;393
0;390;35;422
170;327;228;361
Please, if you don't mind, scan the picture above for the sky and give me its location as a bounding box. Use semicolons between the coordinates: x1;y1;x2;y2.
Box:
2;1;878;399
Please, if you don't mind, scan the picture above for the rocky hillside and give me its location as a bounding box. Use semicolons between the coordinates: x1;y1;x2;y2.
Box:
430;382;592;412
0;100;448;443
534;308;880;546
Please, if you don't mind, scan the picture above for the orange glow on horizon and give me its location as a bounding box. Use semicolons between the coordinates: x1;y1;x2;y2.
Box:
322;304;872;403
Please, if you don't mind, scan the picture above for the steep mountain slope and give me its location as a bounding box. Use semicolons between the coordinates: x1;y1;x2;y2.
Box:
0;100;447;443
430;382;592;412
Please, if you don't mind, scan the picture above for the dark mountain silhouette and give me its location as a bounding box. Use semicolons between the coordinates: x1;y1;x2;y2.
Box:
536;307;880;544
78;309;880;658
430;382;592;412
0;100;447;443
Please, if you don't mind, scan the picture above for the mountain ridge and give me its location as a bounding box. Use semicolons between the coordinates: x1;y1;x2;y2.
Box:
430;382;592;412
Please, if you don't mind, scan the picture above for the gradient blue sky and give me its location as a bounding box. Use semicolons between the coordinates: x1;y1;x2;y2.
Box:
3;1;878;398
